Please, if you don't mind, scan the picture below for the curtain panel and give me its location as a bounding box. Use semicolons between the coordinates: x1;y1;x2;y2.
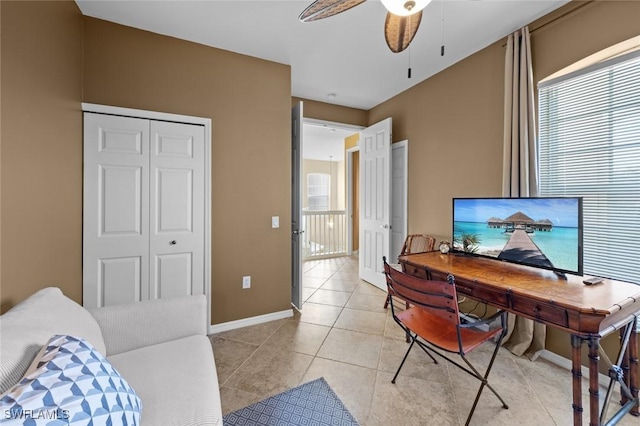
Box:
501;26;544;361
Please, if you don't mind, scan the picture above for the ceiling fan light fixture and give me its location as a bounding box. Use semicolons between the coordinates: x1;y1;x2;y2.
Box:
381;0;431;16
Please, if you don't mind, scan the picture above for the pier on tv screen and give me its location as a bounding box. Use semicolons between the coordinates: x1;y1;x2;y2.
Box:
452;197;583;275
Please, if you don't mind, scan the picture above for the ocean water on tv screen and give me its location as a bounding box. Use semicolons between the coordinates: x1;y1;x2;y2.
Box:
454;221;579;272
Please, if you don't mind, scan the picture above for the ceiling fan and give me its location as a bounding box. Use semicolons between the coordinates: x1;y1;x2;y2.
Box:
299;0;432;53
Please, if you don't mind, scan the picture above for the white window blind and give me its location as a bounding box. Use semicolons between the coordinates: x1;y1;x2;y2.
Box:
307;173;330;211
538;50;640;284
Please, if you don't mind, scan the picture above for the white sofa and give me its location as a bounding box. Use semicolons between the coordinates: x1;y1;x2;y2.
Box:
0;287;222;425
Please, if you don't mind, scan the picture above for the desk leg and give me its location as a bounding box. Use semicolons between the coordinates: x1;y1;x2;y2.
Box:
630;319;639;416
572;334;584;426
588;337;601;426
620;327;630;408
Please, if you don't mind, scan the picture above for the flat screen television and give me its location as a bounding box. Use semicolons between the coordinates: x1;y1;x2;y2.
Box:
452;197;583;276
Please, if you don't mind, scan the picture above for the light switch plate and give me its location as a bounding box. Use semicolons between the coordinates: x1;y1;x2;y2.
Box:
272;216;279;228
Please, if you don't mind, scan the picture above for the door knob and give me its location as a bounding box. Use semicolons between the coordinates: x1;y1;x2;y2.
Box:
170;240;177;245
292;230;305;235
380;224;390;229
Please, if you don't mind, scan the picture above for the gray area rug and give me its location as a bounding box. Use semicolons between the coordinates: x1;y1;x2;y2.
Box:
223;377;360;425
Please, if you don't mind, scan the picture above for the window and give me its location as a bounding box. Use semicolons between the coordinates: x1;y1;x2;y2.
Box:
538;50;640;284
307;173;330;211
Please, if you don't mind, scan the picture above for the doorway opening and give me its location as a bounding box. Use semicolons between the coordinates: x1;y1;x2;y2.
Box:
301;119;363;262
292;110;408;307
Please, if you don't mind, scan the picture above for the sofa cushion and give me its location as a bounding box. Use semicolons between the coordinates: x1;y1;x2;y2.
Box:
89;294;207;356
108;335;222;426
0;334;141;425
0;288;107;395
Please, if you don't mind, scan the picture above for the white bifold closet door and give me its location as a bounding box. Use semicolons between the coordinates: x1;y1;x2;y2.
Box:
83;112;205;308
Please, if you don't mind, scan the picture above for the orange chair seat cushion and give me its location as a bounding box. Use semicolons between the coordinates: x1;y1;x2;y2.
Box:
396;307;502;354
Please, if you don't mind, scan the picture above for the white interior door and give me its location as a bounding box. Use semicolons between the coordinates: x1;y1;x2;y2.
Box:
84;112;206;308
390;140;408;262
149;121;205;299
359;118;392;289
291;102;303;309
83;113;150;308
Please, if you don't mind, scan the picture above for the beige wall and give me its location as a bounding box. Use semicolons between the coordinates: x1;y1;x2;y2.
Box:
0;1;294;324
369;0;640;360
1;1;84;313
370;40;504;245
293;97;368;127
82;18;292;324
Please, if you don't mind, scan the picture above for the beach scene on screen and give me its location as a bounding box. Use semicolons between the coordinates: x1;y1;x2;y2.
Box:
453;198;580;273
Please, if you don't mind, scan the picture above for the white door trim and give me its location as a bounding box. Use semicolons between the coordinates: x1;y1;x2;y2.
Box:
391;140;408;261
346;146;359;255
81;103;212;327
304;117;364;133
291;102;303;310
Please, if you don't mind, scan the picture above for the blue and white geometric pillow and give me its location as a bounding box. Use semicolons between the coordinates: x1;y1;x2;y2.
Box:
0;335;142;425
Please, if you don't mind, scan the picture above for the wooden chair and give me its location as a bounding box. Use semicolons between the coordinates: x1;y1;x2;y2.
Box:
383;258;509;426
400;233;436;257
383;234;436;310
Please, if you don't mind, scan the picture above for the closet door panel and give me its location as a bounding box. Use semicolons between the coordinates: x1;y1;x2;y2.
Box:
83;113;150;308
83;112;207;308
149;121;205;299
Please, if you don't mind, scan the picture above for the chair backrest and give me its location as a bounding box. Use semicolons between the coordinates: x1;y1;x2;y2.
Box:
400;234;436;257
383;259;460;325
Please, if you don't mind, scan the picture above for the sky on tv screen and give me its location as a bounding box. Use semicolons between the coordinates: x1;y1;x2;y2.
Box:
453;198;579;228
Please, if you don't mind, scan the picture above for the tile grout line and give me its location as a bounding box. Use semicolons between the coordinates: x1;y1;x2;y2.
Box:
297;260;350;390
304;259;383;425
215;319;288;390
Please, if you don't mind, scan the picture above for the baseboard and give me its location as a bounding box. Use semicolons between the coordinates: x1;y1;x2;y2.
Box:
208;309;293;335
539;349;611;388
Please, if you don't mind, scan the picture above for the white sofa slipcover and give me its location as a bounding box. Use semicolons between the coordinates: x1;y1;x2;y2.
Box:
0;287;222;426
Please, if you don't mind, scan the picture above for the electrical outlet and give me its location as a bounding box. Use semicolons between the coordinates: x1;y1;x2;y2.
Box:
242;276;251;289
272;216;279;228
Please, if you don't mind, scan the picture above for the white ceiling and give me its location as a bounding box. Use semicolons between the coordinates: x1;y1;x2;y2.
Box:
302;122;359;161
76;0;569;110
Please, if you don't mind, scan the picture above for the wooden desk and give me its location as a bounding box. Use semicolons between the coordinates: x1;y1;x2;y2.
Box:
399;251;640;426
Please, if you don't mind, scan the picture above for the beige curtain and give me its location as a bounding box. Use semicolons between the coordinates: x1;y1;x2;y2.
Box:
501;26;545;361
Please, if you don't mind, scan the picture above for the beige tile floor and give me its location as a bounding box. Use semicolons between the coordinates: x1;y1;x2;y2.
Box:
211;256;636;425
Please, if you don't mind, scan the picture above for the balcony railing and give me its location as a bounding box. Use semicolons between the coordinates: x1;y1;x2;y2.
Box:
302;210;347;260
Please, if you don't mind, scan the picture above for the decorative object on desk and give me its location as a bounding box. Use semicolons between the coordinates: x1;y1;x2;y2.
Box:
223;377;359;426
439;240;451;254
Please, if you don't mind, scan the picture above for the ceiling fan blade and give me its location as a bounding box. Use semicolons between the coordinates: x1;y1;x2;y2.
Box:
384;11;423;53
299;0;367;23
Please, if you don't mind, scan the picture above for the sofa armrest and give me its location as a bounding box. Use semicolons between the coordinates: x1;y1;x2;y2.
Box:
89;295;208;356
